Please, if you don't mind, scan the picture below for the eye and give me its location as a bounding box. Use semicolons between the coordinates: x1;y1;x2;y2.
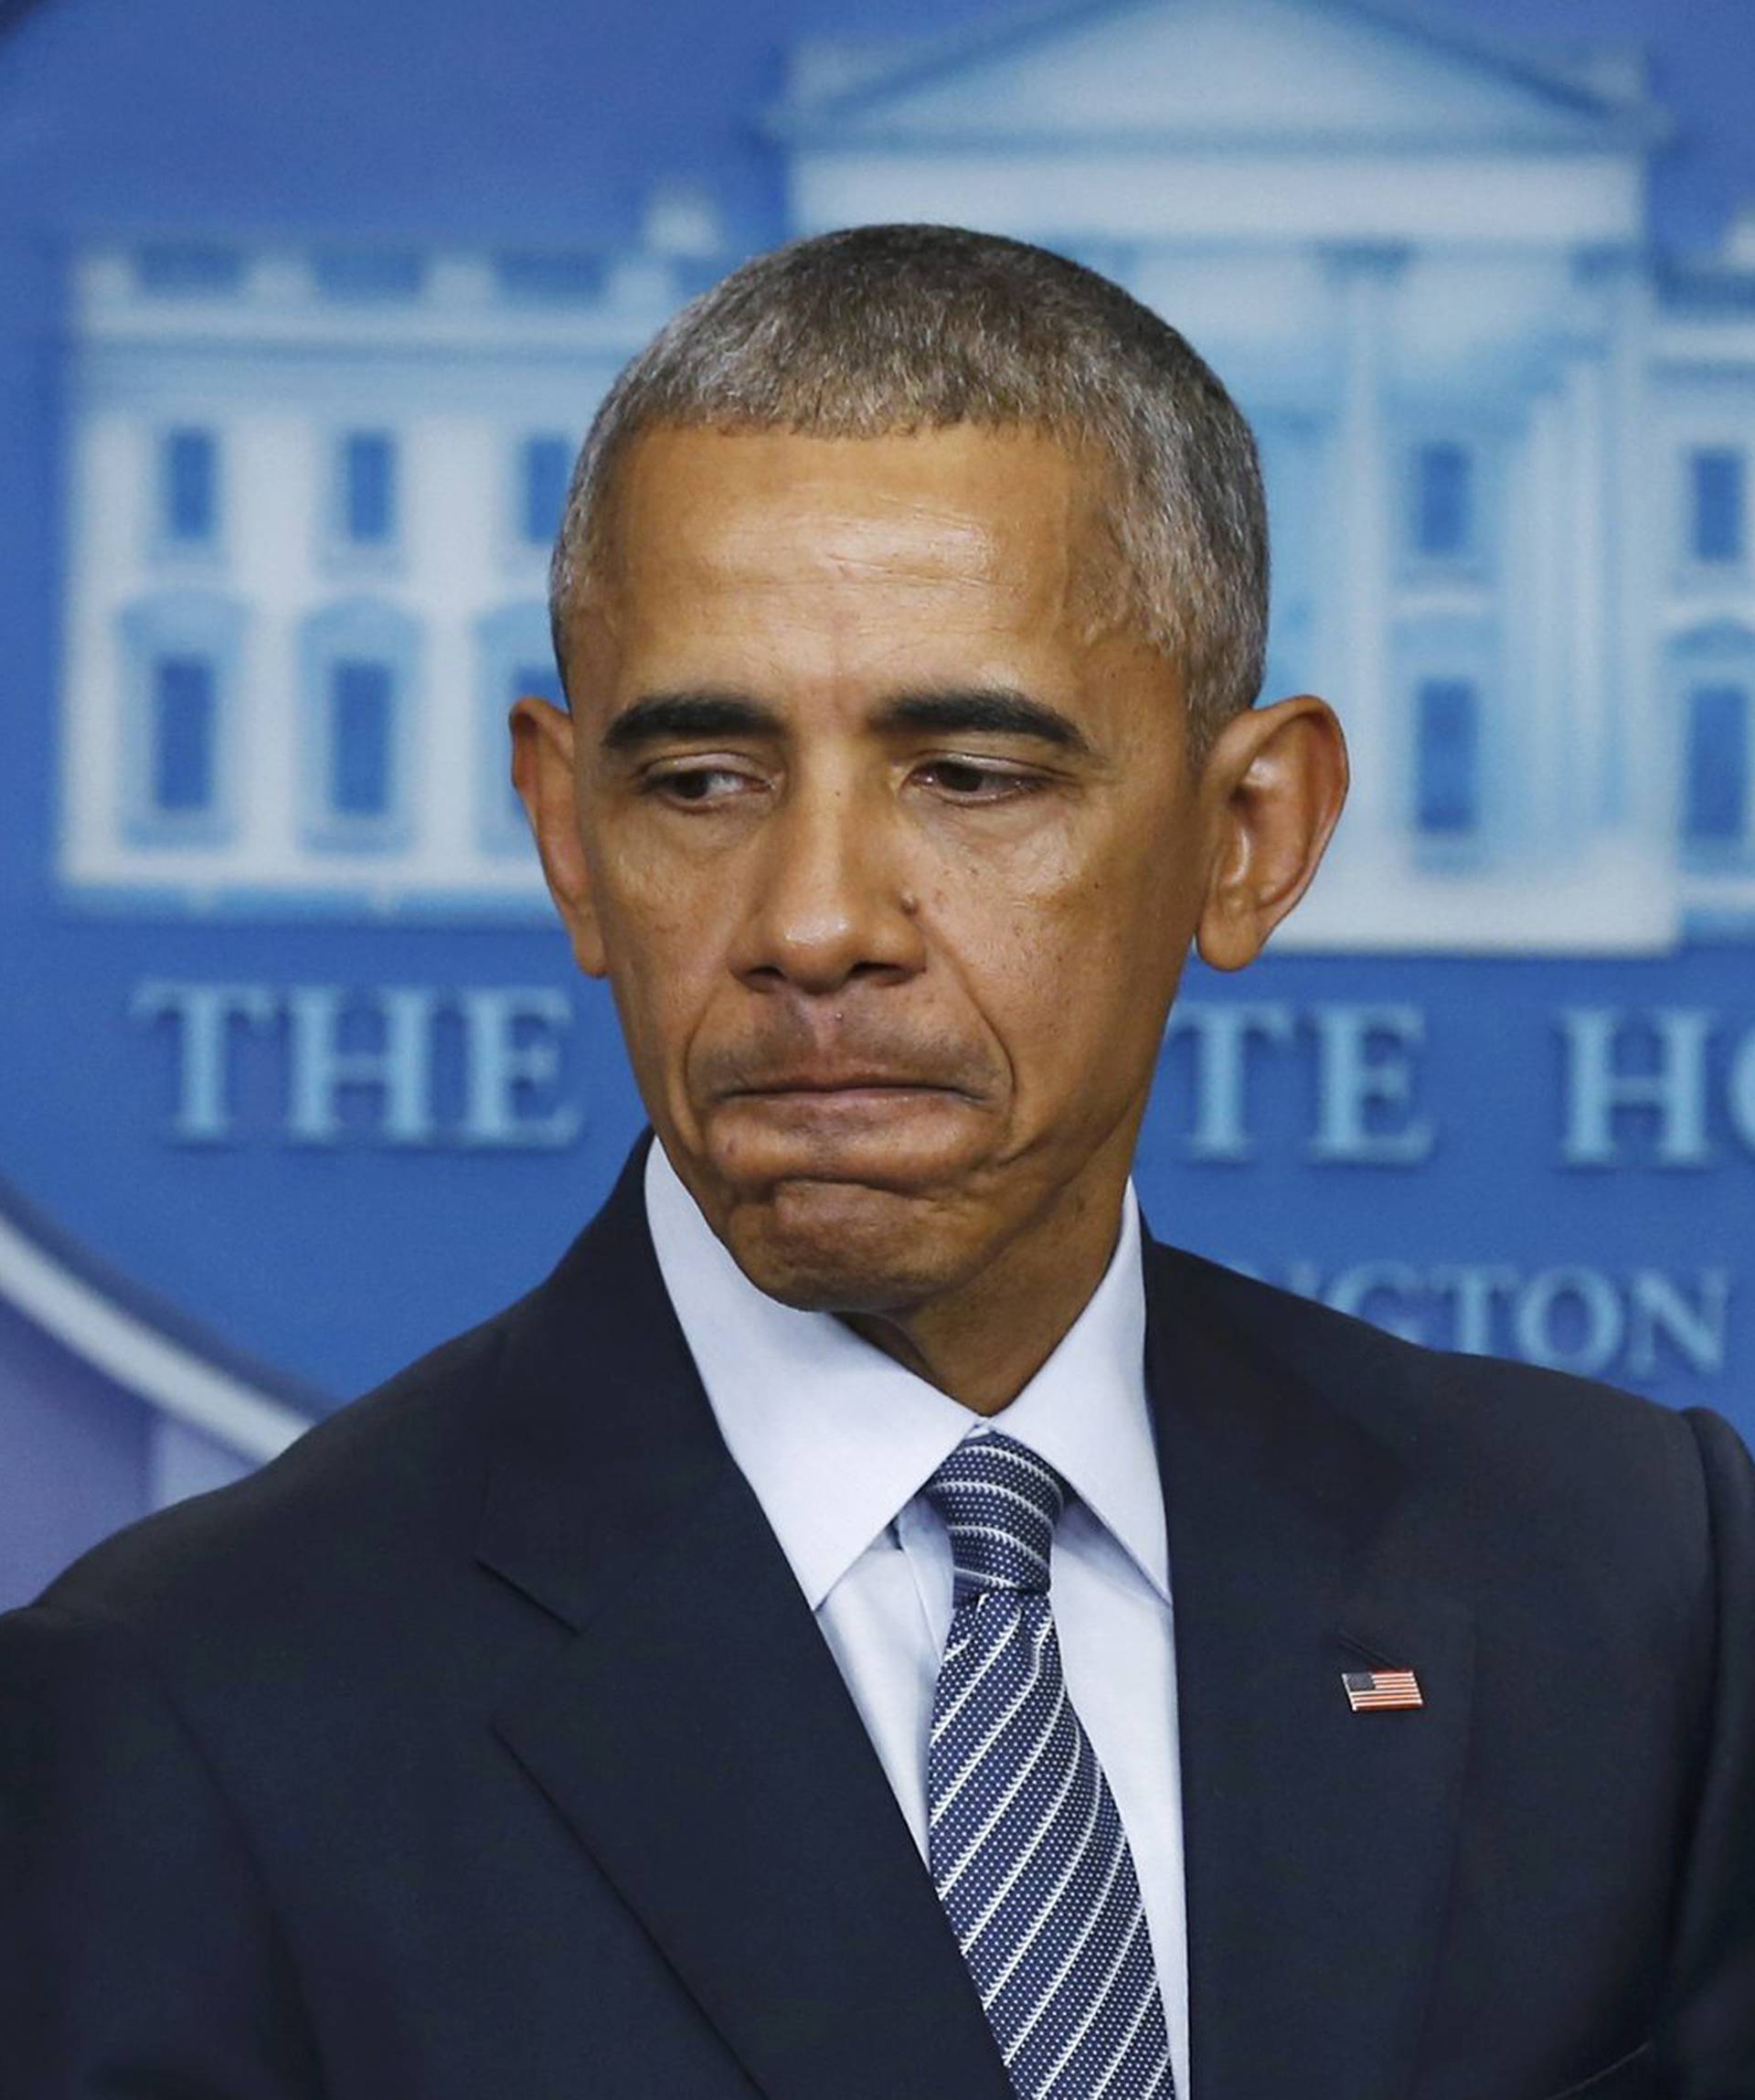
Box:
643;762;765;808
914;757;1044;802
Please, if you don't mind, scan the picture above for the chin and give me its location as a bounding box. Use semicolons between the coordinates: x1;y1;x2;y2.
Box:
718;1177;980;1315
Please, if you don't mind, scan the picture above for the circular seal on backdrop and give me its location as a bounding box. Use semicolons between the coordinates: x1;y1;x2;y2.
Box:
5;1;1755;1432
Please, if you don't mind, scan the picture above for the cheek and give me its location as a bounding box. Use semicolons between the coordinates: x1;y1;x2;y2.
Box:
584;844;727;1061
933;815;1193;1101
587;802;738;961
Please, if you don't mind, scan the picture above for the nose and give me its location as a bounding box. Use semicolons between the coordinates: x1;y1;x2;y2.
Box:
733;776;926;997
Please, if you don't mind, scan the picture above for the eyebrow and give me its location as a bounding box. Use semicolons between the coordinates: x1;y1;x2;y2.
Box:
601;692;780;753
601;685;1093;757
874;688;1094;756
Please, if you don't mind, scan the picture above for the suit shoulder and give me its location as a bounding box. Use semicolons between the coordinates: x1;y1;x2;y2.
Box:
29;1293;525;1639
1150;1238;1714;1483
1149;1241;1740;1636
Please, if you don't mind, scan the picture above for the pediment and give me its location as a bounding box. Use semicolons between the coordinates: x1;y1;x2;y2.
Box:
778;0;1663;153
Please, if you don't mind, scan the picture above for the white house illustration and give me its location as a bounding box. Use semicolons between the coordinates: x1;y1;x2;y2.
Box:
56;0;1755;950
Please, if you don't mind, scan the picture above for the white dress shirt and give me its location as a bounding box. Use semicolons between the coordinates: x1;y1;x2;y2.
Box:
644;1140;1190;2097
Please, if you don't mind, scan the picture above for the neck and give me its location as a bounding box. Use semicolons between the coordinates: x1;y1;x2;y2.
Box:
839;1171;1130;1414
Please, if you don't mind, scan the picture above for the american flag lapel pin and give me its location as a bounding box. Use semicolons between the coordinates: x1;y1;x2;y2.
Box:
1342;1667;1423;1712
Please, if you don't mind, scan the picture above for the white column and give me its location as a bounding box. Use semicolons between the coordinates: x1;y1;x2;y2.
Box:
1522;388;1570;854
1590;246;1665;844
59;414;131;885
232;411;314;873
1552;279;1679;949
1561;355;1609;844
410;415;495;881
1324;244;1406;863
1494;398;1536;858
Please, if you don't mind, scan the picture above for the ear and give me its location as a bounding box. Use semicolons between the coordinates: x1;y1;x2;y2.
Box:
509;696;609;978
1194;695;1348;973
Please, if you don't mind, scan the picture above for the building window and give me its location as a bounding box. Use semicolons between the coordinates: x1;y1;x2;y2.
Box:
162;429;218;546
520;436;572;546
314;250;424;302
328;660;396;818
1414;677;1479;836
1689;449;1746;565
134;242;243;296
151;656;218;814
1684;684;1750;843
1411;442;1473;560
340;432;397;547
495;251;607;304
119;591;245;847
300;601;417;848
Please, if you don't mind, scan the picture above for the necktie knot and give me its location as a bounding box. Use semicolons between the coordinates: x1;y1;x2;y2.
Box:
922;1431;1067;1599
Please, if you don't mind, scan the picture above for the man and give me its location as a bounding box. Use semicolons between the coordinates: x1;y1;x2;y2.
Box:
1;225;1750;2100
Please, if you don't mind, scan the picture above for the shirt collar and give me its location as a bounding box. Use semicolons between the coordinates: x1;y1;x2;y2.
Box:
644;1140;1167;1611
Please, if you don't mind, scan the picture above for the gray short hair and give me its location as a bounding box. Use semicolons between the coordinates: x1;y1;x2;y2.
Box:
548;223;1268;752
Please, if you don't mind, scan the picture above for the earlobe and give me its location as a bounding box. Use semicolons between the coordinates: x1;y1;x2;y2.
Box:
1195;696;1348;973
509;696;610;979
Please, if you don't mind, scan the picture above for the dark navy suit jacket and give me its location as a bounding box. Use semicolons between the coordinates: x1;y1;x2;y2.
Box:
3;1142;1752;2098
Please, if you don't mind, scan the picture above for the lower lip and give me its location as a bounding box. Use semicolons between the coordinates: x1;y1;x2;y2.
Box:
713;1089;981;1178
722;1083;979;1123
733;1086;963;1110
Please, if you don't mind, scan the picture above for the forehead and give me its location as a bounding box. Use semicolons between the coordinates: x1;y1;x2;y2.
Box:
596;423;1116;642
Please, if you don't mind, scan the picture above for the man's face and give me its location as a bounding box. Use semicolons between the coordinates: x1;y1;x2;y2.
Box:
527;424;1251;1313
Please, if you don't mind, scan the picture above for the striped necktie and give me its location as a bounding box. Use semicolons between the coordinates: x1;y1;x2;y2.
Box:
923;1432;1175;2099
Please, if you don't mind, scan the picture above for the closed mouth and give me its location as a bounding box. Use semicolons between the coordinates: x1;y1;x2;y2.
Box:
729;1078;968;1097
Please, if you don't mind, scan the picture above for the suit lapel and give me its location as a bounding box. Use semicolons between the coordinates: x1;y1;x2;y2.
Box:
476;1145;1012;2100
1145;1242;1473;2100
474;1145;1473;2099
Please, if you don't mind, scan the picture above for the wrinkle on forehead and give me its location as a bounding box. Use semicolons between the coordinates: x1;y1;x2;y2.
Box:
602;423;1114;632
562;435;1173;756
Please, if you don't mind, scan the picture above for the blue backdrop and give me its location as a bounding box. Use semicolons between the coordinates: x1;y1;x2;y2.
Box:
4;0;1754;1608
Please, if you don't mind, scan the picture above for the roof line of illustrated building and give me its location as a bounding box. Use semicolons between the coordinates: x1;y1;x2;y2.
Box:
767;0;1668;144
